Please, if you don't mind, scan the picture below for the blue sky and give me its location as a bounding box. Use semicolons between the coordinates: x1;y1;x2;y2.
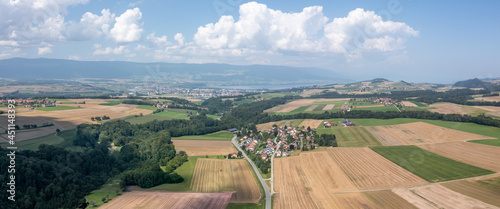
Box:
1;0;499;83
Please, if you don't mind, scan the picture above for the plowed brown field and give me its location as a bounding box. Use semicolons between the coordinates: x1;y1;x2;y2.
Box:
190;159;261;203
265;99;348;113
429;103;474;115
363;190;418;209
443;176;500;207
322;104;335;110
172;140;236;156
327;147;427;190
305;105;318;111
298;119;323;129
401;101;418;107
419;142;500;172
366;122;494;145
98;191;232;209
392;184;498;209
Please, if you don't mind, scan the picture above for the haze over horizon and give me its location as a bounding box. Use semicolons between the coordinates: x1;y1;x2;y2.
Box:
0;0;499;83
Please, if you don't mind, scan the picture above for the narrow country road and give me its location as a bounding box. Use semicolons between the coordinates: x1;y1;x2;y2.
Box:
231;136;272;209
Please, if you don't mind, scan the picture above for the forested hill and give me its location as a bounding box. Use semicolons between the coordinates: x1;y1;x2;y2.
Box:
453;78;494;88
0;58;349;85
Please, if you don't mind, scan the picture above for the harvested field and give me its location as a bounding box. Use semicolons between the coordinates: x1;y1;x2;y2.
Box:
354;104;384;108
0;114;52;130
327;147;427;190
172;140;236;156
305;105;318;111
475;96;500;102
473;106;500;117
429;103;475;115
366;122;494;145
274;152;360;209
392;184;498;209
419;142;500;172
363;190;417;209
322;104;335;110
190;159;261;203
364;126;402;146
335;127;382;147
99;191;232;209
300;89;324;97
265;98;348;113
0;126;57;142
443;176;500;207
298;119;323;129
401;101;418;107
12;100;154;130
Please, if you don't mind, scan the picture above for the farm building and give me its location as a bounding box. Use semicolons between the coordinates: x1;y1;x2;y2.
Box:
346;122;356;126
340;119;351;124
44;103;56;107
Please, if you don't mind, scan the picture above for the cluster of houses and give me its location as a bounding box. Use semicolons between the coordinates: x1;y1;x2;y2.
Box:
372;97;400;106
340;119;355;127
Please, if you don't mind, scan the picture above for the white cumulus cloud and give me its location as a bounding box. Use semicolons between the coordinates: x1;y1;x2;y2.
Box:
38;46;53;55
65;9;115;41
93;45;130;55
110;8;143;44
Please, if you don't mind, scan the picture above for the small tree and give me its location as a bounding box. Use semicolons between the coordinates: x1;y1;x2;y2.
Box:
91;117;95;121
56;129;60;133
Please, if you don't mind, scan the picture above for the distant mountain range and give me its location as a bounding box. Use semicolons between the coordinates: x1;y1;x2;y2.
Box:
0;58;350;86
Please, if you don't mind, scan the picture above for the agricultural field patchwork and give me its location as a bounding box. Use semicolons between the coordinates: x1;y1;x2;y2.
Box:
327;147;427;190
365;122;494;145
333;126;382;147
362;190;418;209
429;102;475;115
443;176;500;207
392;184;498;209
264;98;348;114
274;152;359;209
419;142;500;172
190;159;262;203
371;146;494;182
298;119;323;129
172;140;237;156
98;191;233;209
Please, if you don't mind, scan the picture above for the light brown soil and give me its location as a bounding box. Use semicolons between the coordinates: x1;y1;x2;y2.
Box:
298;119;323;129
327;147;428;190
392;184;498;209
419;142;500;172
274;152;362;209
265;99;349;113
473;106;500;117
429;103;475;115
305;105;318;111
443;176;500;207
366;122;494;145
322;104;335;110
190;159;262;203
363;190;418;209
300;89;324;97
172;140;236;156
98;191;232;209
364;126;403;146
401;101;418;107
475;96;500;102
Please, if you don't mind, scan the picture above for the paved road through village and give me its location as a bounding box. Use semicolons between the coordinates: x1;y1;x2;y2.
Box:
231;136;272;209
